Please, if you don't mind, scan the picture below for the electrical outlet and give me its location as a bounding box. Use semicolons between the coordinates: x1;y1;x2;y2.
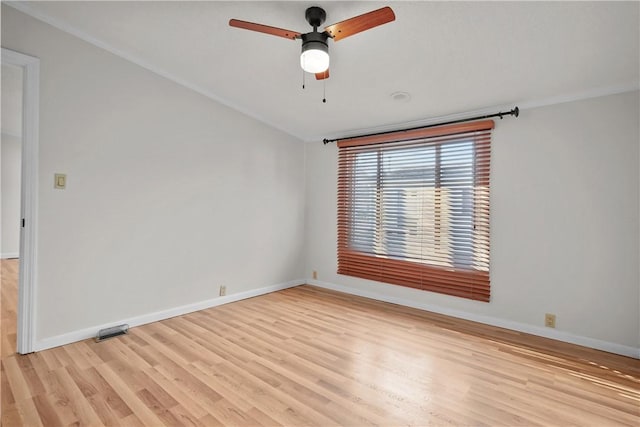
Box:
312;270;318;280
219;285;226;296
545;313;556;328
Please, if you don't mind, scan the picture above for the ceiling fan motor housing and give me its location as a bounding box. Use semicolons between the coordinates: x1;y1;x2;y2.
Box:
301;31;329;50
230;6;396;77
305;6;327;28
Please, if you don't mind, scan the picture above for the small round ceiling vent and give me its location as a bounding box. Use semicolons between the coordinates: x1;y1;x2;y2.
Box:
391;91;411;102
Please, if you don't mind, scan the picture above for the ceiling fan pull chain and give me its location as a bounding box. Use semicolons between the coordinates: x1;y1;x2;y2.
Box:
230;7;396;93
302;67;306;89
322;75;327;103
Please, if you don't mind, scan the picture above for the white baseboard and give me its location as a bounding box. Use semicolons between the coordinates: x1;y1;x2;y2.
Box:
34;279;304;352
308;279;640;359
35;278;639;359
1;252;19;259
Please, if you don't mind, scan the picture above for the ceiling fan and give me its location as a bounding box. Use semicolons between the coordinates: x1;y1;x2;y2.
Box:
229;6;395;80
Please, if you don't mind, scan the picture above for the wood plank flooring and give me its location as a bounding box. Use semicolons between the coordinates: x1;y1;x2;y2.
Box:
1;259;18;358
1;259;639;426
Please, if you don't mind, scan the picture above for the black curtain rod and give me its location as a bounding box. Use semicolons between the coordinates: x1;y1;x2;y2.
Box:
322;106;519;145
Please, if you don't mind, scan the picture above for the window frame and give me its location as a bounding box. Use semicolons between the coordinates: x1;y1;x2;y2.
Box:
337;120;493;302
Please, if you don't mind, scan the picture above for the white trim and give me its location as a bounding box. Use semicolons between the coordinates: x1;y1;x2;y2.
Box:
517;82;639;111
2;48;39;355
34;279;303;352
308;279;640;359
4;1;301;142
0;253;20;259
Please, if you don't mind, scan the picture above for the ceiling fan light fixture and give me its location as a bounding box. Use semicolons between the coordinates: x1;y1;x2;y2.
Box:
300;46;329;73
230;6;396;79
300;33;329;74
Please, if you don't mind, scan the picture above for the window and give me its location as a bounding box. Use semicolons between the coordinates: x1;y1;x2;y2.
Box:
337;120;493;302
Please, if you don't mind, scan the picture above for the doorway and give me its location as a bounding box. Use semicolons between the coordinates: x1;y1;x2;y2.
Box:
1;62;23;356
1;48;39;354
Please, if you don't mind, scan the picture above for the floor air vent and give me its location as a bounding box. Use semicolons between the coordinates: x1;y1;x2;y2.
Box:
95;324;129;342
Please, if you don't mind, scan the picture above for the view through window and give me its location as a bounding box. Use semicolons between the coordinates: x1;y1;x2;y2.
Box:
337;121;493;301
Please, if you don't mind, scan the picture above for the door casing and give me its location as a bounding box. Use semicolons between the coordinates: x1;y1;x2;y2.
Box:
2;47;39;354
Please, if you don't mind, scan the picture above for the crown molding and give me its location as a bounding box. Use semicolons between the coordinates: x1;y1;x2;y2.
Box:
516;82;639;111
4;1;304;142
5;2;638;145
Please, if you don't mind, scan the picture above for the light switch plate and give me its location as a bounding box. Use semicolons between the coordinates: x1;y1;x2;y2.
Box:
54;173;66;189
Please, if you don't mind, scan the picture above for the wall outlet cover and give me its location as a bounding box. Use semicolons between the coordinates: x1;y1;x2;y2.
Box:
545;313;556;328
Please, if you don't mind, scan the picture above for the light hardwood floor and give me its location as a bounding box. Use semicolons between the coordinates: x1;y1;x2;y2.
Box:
1;259;639;426
1;259;18;358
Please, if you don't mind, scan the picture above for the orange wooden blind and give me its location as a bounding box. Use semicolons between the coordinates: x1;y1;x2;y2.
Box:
337;120;494;302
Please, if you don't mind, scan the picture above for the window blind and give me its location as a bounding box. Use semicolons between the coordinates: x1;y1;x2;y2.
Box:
337;120;493;302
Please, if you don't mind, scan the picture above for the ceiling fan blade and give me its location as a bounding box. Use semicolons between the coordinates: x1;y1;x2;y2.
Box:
315;69;330;80
324;7;395;41
229;19;301;40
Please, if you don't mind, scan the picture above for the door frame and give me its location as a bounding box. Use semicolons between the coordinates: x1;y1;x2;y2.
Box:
2;47;39;354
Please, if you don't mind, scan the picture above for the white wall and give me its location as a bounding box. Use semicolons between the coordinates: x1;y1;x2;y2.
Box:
1;63;23;136
1;63;23;258
1;134;22;258
2;6;306;343
305;91;640;353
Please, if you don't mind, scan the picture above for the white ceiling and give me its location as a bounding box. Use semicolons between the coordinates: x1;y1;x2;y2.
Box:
8;1;640;142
